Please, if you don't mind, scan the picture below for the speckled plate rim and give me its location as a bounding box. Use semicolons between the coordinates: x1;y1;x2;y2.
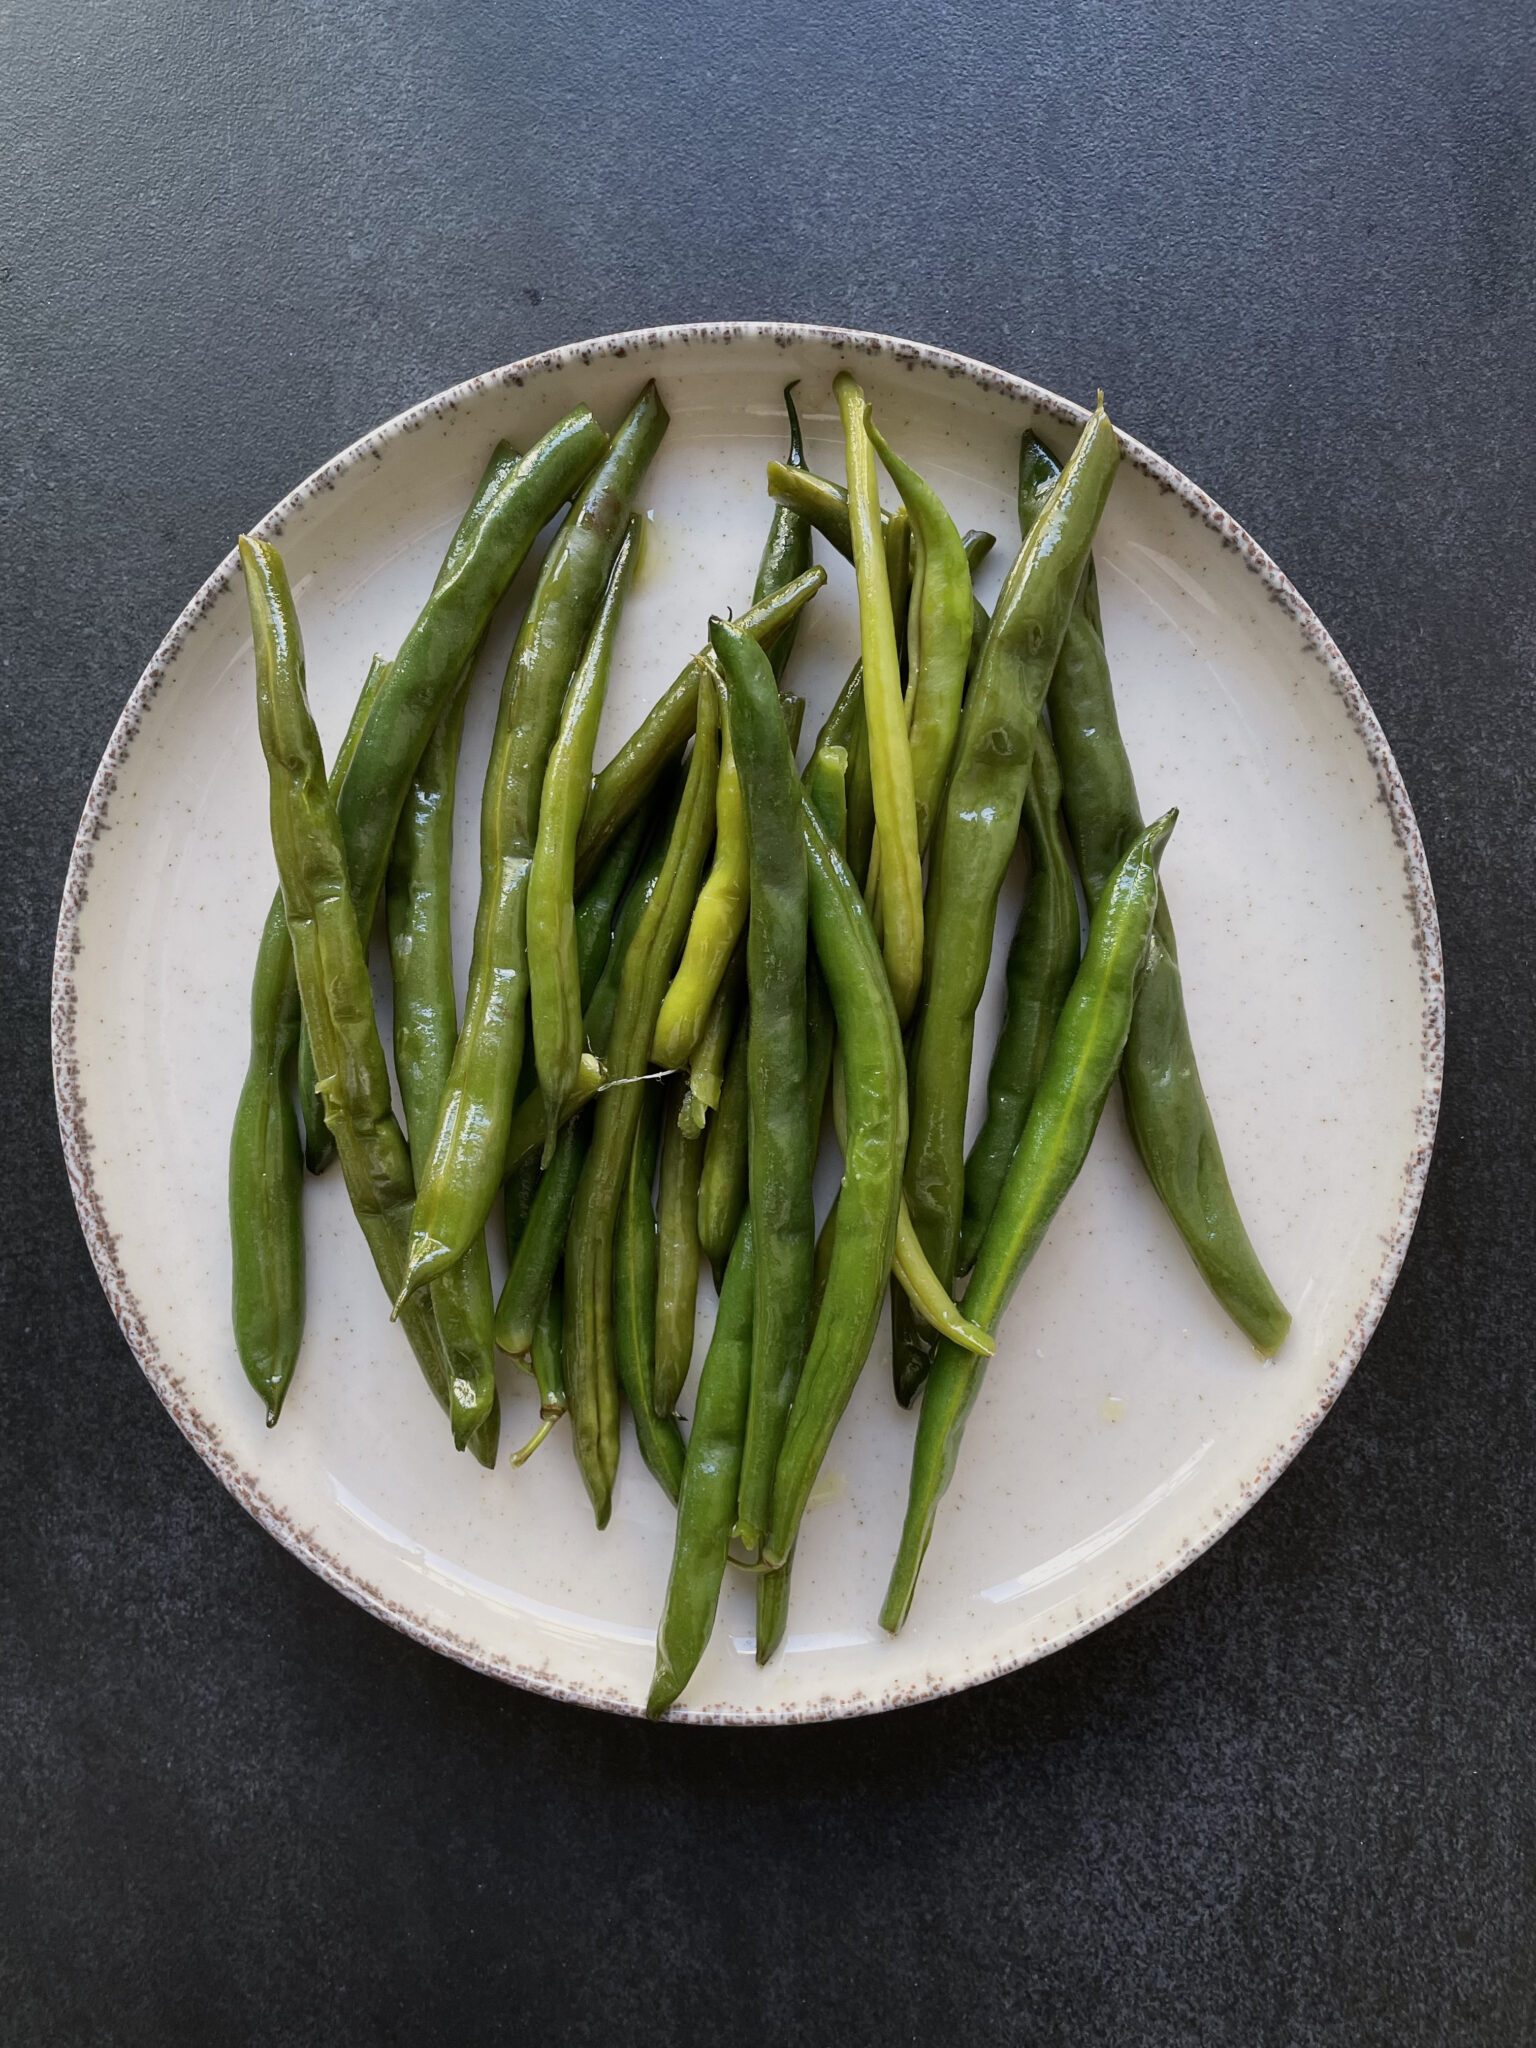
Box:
51;320;1445;1724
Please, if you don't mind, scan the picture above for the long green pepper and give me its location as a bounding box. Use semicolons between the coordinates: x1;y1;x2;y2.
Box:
883;810;1178;1632
402;384;668;1305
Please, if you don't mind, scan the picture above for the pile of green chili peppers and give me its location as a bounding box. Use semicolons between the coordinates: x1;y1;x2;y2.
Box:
231;372;1289;1718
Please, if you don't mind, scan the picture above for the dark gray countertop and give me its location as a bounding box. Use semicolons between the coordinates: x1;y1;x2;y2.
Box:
4;3;1531;2041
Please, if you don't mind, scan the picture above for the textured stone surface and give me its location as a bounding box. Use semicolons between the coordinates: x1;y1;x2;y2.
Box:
2;1;1532;2041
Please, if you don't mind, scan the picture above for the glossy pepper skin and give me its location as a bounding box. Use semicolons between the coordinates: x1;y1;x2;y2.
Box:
760;796;907;1570
386;674;499;1450
239;537;494;1462
564;672;719;1525
958;731;1082;1272
296;440;526;1174
401;385;668;1305
646;1212;755;1719
709;617;815;1554
230;653;387;1423
1021;434;1291;1356
528;517;643;1161
882;810;1179;1634
571;568;824;894
900;402;1120;1398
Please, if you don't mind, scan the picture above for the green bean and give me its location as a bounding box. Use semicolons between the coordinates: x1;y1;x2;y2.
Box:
958;734;1081;1272
495;796;673;1358
882;811;1177;1632
679;943;744;1139
239;536;490;1459
647;1212;755;1719
399;386;668;1307
529;517;644;1162
754;383;815;682
564;670;719;1525
708;617;814;1554
297;441;526;1172
654;1074;704;1418
865;419;973;852
503;1155;542;1274
759;795;907;1567
1021;436;1291;1356
653;672;744;1068
336;409;606;983
755;1550;794;1668
572;567;825;893
802;743;848;852
511;1275;567;1467
386;675;498;1449
697;1020;749;1289
900;401;1119;1393
614;1080;685;1500
833;373;922;1024
230;653;388;1423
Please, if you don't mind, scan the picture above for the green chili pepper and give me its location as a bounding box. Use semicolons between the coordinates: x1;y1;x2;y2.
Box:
400;386;667;1306
230;653;388;1423
900;400;1119;1396
296;440;527;1173
1020;434;1291;1356
760;795;907;1568
833;373;923;1024
646;1212;755;1719
697;1019;749;1289
572;568;825;894
654;1074;704;1418
613;1079;686;1500
529;517;644;1162
679;943;744;1139
239;536;494;1461
386;674;498;1449
754;383;815;682
708;617;814;1554
958;733;1081;1271
882;809;1177;1632
564;670;719;1525
510;1273;568;1466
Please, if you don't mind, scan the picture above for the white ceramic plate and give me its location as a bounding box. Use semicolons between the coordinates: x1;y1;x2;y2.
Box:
53;324;1442;1723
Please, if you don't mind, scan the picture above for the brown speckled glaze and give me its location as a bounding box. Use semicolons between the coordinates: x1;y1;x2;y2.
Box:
52;323;1443;1724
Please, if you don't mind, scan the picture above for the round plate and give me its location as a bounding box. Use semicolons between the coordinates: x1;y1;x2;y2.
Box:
53;324;1443;1723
